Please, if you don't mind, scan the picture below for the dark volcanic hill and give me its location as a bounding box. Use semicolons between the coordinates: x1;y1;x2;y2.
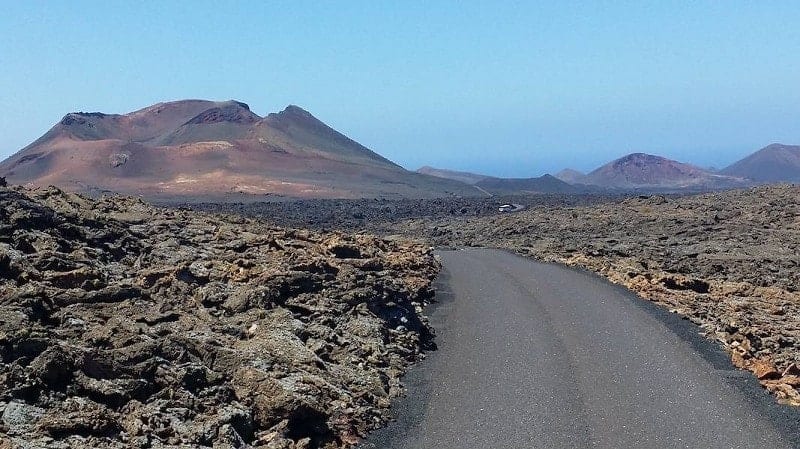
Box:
0;100;475;199
582;153;747;190
721;143;800;182
418;166;578;195
475;174;578;194
416;166;489;185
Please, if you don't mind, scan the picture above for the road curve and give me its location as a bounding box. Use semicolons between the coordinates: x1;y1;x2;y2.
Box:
360;249;799;449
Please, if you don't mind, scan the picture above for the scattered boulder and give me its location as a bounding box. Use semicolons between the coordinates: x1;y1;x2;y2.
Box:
754;359;781;381
2;401;45;428
108;153;129;168
28;346;74;390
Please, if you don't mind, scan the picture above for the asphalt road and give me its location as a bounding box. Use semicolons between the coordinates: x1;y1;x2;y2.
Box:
360;249;800;449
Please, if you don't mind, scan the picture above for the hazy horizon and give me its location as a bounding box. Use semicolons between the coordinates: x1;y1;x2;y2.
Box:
2;2;799;178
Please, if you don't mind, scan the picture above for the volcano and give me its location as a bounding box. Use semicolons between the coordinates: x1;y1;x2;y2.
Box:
581;153;747;190
0;100;474;200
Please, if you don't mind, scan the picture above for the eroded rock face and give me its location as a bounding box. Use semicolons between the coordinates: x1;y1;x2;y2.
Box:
0;186;438;448
382;185;800;405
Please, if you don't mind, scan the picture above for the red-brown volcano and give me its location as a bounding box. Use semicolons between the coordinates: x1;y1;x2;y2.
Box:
581;153;747;189
721;143;800;182
0;100;473;199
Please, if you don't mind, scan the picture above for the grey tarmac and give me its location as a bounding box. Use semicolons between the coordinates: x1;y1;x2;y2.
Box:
360;248;800;449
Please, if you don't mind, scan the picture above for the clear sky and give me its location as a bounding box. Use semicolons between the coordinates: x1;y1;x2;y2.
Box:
1;1;799;177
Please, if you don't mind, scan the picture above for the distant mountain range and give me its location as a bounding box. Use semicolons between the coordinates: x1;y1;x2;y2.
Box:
559;144;800;190
2;99;798;199
425;144;800;194
0;100;474;199
415;167;577;195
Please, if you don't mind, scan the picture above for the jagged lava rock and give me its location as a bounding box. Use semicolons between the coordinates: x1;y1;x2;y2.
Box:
0;184;439;448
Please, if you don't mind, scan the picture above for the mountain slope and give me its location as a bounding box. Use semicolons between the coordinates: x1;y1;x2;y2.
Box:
259;105;401;169
416;166;490;185
0;100;475;199
582;153;746;189
721;144;800;182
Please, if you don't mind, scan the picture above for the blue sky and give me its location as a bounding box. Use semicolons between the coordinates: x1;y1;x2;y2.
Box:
1;1;799;177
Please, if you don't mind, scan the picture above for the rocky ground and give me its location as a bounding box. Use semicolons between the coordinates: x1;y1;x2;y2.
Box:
0;186;439;448
179;194;621;231
5;182;796;447
376;185;800;406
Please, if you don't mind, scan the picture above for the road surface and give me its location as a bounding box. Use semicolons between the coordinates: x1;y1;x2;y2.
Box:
360;249;799;449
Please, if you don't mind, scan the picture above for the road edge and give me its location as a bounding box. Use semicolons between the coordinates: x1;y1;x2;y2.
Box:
356;260;456;448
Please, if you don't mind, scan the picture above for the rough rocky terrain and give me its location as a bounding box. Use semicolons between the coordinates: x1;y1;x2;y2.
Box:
377;185;800;406
0;185;439;448
181;193;621;231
